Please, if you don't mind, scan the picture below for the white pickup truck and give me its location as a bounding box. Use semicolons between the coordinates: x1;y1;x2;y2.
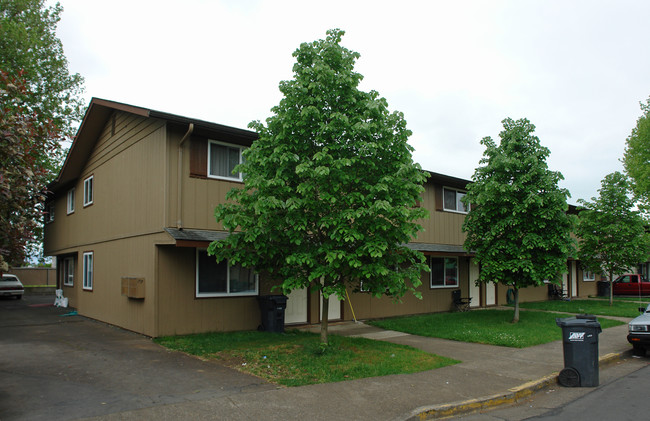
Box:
628;303;650;356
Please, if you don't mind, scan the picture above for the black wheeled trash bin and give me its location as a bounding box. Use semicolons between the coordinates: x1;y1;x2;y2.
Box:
258;295;288;333
597;281;610;297
555;315;602;387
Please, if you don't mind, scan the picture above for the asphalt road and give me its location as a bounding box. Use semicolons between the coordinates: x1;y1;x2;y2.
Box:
0;294;274;421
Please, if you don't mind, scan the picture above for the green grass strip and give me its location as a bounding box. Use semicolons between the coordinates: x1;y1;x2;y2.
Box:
517;299;647;318
155;329;458;387
368;310;623;348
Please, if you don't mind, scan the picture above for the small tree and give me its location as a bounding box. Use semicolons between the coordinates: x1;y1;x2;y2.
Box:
209;29;429;345
0;71;63;270
622;96;650;215
463;118;574;323
576;172;649;306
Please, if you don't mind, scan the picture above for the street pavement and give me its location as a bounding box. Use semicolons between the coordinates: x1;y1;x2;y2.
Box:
1;294;646;420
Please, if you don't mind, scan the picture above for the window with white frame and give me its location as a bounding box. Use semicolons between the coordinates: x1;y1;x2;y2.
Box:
83;176;94;206
196;249;258;297
62;257;75;286
208;140;245;181
67;188;75;214
443;187;468;213
430;257;459;288
83;252;93;290
583;270;596;282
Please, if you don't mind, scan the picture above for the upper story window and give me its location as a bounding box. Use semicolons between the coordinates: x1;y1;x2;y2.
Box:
83;176;94;206
430;256;459;288
443;187;468;214
67;188;75;214
208;140;245;181
196;249;258;297
45;202;55;223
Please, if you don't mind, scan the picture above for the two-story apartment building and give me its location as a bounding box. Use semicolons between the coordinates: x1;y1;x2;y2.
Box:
44;98;597;337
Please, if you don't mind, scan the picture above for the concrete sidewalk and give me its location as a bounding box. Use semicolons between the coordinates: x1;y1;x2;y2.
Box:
89;315;638;421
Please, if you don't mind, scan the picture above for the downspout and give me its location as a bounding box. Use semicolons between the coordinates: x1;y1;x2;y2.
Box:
177;123;194;230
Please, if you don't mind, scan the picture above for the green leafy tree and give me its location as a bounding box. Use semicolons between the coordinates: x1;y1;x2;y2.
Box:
1;71;62;270
622;96;650;215
209;29;429;345
576;172;649;306
0;0;85;137
0;0;84;264
462;118;574;323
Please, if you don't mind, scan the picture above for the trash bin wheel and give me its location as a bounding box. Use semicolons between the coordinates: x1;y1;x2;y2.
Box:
558;367;580;387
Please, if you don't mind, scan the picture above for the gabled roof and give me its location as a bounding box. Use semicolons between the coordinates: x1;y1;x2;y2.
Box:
49;98;258;193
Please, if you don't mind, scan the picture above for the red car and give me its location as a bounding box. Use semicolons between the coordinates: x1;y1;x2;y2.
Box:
612;274;650;296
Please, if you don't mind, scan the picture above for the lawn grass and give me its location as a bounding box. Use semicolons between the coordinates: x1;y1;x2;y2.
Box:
367;309;624;348
154;329;458;387
517;299;647;318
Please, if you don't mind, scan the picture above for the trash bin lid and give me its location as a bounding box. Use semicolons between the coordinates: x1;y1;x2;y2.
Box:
556;317;601;328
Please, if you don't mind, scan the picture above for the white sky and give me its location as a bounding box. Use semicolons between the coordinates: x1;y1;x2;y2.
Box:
52;0;650;204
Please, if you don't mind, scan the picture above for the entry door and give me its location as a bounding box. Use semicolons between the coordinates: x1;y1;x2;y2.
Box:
562;271;569;297
284;288;308;324
485;282;496;306
320;293;341;321
570;262;578;297
469;258;480;307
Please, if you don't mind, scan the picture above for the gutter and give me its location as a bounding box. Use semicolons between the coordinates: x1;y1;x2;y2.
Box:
177;123;194;230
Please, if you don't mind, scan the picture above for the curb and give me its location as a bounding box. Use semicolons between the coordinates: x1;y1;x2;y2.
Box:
405;351;628;420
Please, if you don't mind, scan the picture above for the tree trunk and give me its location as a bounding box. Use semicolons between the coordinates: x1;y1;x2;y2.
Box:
609;272;614;307
320;295;329;345
512;287;520;323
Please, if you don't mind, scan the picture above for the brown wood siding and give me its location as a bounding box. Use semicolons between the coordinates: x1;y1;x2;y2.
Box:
414;182;467;245
189;136;207;178
156;245;268;336
44;112;167;255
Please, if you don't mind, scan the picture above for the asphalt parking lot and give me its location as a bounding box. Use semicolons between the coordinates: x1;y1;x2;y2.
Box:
0;295;274;421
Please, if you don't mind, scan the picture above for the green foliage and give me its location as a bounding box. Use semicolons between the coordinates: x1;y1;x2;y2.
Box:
462;118;575;321
0;0;85;265
368;310;622;348
155;330;457;386
1;71;62;267
576;172;649;296
517;298;648;318
623;96;650;215
209;29;429;342
0;0;85;137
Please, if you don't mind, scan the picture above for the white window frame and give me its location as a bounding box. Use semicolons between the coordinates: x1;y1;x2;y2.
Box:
195;249;258;297
583;270;596;282
83;252;93;290
83;176;94;206
63;257;75;286
207;140;245;182
442;187;469;214
430;256;459;288
67;188;75;214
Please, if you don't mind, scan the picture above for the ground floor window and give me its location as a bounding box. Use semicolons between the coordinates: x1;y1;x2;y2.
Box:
83;252;93;290
583;270;596;281
62;257;75;286
430;257;458;288
196;249;258;297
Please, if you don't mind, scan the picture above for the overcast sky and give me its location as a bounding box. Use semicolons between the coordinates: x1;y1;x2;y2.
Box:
52;0;650;204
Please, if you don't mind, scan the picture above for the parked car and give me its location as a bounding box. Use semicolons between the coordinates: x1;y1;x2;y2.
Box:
0;274;25;299
612;274;650;296
628;303;650;356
